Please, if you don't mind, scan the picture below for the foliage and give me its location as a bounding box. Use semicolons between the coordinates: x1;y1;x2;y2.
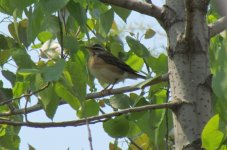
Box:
202;4;227;150
0;0;226;149
202;114;226;150
0;0;168;149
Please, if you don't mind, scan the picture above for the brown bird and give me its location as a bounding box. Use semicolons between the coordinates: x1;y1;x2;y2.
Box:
86;44;146;89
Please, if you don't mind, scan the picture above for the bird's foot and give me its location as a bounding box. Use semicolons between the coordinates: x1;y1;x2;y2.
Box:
99;88;112;96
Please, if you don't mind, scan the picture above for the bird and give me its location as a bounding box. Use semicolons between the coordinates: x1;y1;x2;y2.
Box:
85;44;146;90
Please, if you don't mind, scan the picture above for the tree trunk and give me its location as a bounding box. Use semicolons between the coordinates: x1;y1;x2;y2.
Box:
166;0;212;149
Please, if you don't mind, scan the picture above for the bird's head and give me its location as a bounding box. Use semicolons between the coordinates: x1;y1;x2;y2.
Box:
85;44;106;55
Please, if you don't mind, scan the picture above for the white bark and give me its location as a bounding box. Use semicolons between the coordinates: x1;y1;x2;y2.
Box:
167;0;212;149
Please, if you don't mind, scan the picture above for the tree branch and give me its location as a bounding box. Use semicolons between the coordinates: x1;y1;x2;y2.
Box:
0;101;66;117
0;101;182;128
86;73;169;99
209;16;227;38
99;0;163;21
0;74;169;117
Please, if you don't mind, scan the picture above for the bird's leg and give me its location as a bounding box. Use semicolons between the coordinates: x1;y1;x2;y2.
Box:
103;84;112;91
100;80;118;95
108;79;118;90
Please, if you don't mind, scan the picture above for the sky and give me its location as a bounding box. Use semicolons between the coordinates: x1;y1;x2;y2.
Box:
0;1;166;150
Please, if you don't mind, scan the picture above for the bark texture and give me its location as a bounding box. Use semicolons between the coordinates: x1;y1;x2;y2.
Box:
166;0;212;149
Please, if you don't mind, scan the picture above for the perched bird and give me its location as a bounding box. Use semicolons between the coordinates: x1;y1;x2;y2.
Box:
86;44;146;89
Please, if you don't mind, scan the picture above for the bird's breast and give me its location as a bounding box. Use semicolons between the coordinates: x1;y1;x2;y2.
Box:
88;55;126;84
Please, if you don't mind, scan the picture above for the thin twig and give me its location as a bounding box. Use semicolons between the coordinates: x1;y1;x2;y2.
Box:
24;94;30;122
143;58;151;74
0;16;12;24
86;24;97;37
128;138;143;150
0;83;49;106
0;101;66;117
165;84;170;150
0;101;183;128
60;8;67;35
99;108;106;114
86;119;93;150
57;11;64;59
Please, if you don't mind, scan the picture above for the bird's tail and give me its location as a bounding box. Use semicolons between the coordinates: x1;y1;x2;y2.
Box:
129;73;146;79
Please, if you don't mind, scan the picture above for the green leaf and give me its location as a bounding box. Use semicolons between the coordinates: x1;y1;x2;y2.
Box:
109;41;124;57
144;28;155;39
41;59;65;82
109;94;131;109
127;96;149;120
37;31;53;42
13;81;29;97
153;99;167;148
0;0;33;16
212;68;227;100
126;122;141;138
40;0;70;15
0;34;16;49
213;95;227;123
10;0;35;11
18;69;40;76
66;50;87;100
88;0;108;19
0;0;15;15
112;6;131;22
0;49;11;66
54;82;80;110
100;9;114;34
15;19;29;47
202;114;224;150
125;53;144;71
8;21;16;41
64;35;78;56
135;111;154;138
67;1;87;33
145;54;168;75
136;91;167;148
212;39;227;100
1;70;16;86
77;99;99;118
0;125;21;150
103;116;130;138
129;133;151;149
0;125;6;137
0;88;13;102
42;15;60;35
11;48;35;69
27;4;44;43
39;83;60;119
220;145;227;150
126;36;150;58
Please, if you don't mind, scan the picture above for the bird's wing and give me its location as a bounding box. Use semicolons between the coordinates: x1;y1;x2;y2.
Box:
97;52;145;79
